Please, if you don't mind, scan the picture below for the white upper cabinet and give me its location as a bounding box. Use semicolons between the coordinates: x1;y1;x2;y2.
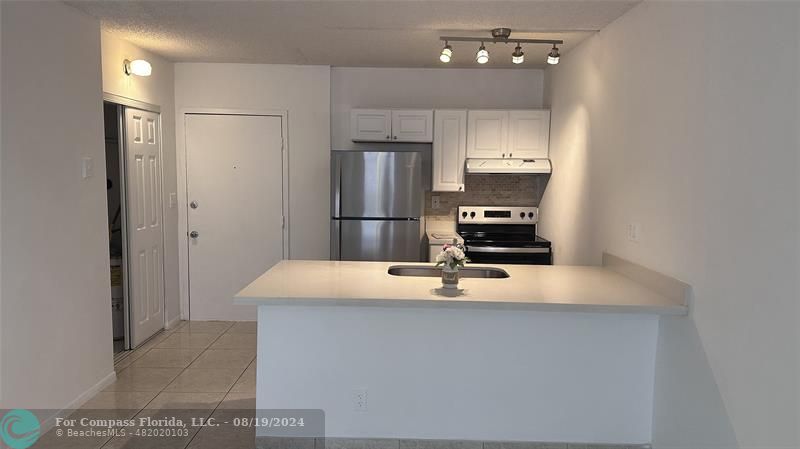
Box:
467;110;508;158
350;109;433;143
391;110;434;142
508;110;550;159
467;109;550;159
432;110;467;192
351;109;392;142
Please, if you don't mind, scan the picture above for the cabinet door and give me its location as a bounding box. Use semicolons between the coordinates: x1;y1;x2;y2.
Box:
508;110;550;158
351;109;391;142
391;110;434;142
467;110;508;158
432;110;467;192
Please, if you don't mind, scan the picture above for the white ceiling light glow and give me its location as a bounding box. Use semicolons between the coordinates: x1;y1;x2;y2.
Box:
124;59;152;77
512;44;524;64
439;28;562;66
475;43;489;64
547;45;560;65
440;42;453;63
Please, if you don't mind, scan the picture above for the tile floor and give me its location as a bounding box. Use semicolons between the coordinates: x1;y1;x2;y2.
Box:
35;320;258;449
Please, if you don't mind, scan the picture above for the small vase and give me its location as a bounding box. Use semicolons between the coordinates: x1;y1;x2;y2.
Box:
441;267;459;289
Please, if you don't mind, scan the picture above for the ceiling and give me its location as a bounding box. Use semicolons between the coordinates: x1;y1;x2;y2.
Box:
68;1;639;69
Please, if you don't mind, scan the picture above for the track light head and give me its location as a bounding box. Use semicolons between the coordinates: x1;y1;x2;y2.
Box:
512;44;524;64
476;43;489;64
547;45;560;65
440;43;453;63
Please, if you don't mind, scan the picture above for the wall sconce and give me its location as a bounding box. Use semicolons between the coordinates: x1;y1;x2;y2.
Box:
123;59;152;77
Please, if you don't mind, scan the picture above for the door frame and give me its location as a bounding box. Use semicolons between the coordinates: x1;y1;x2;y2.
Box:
103;93;166;351
178;108;290;320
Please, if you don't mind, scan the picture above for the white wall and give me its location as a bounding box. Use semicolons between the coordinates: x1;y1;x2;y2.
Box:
100;32;181;326
1;1;114;410
258;305;659;444
332;67;544;151
174;64;331;317
540;2;799;448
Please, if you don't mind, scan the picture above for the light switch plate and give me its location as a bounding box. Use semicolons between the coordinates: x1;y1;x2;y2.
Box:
81;157;94;179
626;223;641;243
169;193;177;208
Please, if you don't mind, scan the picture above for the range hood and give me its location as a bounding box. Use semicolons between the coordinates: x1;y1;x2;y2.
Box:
466;158;551;174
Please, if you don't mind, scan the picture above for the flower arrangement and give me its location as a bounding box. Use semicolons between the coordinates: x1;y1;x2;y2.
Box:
435;242;469;271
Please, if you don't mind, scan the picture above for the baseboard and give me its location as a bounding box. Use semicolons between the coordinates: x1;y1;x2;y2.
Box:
38;370;117;433
165;315;182;330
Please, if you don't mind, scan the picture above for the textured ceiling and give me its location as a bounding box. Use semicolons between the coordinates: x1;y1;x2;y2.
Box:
67;1;639;68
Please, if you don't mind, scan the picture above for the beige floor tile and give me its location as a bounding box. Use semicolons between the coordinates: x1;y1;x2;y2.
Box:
210;332;257;349
218;392;256;410
80;391;158;410
156;332;220;349
164;368;244;393
145;392;225;410
227;321;258;333
187;414;256;449
176;321;233;334
229;362;256;394
132;348;205;368
104;367;183;392
189;349;255;370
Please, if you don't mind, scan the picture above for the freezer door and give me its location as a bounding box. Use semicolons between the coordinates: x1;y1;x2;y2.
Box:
337;152;423;218
339;219;422;262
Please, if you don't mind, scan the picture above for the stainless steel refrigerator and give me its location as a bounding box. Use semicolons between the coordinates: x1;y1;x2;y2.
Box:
331;151;424;262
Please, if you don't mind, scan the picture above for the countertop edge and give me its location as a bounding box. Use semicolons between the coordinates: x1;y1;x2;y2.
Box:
233;295;688;315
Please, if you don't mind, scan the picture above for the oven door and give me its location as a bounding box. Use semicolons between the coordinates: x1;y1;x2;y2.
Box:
465;245;552;265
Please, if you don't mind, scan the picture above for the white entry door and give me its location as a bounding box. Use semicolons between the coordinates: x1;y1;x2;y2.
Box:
124;108;165;347
185;114;285;321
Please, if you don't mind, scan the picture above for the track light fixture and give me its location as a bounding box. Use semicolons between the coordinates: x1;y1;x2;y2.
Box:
547;45;560;65
438;28;563;65
440;42;453;63
475;43;489;64
512;44;524;64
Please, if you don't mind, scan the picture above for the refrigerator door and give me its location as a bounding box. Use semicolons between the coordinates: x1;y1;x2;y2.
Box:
335;152;423;218
338;219;422;262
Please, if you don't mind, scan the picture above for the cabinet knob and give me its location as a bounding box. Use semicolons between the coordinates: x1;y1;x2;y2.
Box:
393;136;398;140
502;153;506;158
509;153;513;158
386;135;390;139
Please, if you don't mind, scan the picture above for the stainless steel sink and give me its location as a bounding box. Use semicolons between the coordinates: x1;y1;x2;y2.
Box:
388;265;509;279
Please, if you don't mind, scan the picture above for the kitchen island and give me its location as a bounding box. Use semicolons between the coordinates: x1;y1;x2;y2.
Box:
235;254;689;447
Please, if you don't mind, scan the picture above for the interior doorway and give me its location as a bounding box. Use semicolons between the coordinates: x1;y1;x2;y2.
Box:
184;112;288;321
103;98;166;357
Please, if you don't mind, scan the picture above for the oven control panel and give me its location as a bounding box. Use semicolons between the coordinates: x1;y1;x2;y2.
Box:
458;206;538;224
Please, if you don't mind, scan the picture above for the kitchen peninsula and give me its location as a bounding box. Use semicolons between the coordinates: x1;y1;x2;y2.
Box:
235;255;689;446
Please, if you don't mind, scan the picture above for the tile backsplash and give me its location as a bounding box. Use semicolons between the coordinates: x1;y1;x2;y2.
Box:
425;174;550;222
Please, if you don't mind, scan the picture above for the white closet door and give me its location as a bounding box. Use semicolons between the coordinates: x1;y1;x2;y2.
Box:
124;108;165;347
185;114;285;321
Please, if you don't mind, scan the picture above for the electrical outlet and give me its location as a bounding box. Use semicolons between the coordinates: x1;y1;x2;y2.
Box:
431;195;441;210
81;157;94;179
626;223;641;243
352;388;368;412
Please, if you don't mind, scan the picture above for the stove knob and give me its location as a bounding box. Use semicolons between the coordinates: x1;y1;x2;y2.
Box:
461;211;468;218
470;211;476;218
528;212;534;219
519;212;525;219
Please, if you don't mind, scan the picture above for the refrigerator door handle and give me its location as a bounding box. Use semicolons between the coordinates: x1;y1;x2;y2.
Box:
331;154;342;218
330;219;341;260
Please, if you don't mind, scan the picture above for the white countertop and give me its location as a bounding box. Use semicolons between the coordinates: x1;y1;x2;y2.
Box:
234;260;688;315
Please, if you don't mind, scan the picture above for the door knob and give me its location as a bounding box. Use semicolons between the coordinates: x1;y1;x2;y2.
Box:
190;201;198;209
189;231;199;238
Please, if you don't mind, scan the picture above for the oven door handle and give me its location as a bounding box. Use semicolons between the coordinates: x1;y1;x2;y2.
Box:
466;246;551;254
